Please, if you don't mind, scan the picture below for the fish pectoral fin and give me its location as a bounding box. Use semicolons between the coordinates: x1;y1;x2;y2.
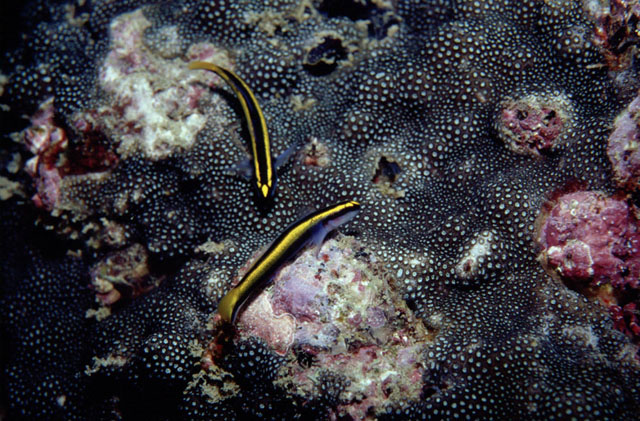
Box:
274;142;299;171
224;156;253;180
309;224;330;259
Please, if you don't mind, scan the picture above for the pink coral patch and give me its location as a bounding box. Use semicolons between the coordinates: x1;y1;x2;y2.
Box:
23;99;68;210
538;191;640;289
237;293;296;356
271;269;328;322
607;95;640;190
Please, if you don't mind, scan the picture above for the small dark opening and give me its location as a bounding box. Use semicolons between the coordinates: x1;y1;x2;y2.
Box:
516;109;528;120
303;36;347;76
372;156;402;184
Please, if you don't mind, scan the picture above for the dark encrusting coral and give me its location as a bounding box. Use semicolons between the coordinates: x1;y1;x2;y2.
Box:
1;0;640;419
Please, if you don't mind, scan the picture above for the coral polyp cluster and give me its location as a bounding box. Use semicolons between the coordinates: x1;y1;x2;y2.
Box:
1;0;640;419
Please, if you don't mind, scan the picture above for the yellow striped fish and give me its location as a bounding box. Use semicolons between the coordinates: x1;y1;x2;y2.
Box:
218;200;361;324
189;61;276;203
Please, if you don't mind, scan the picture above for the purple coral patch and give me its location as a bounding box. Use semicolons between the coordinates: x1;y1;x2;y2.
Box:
538;191;640;289
607;95;640;190
271;269;329;322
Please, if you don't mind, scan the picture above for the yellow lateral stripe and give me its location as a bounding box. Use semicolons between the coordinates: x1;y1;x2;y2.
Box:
189;61;273;197
217;200;360;323
222;66;271;189
239;200;360;290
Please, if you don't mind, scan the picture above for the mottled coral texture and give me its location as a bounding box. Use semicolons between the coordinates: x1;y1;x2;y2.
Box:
538;191;640;289
608;94;640;190
2;0;640;420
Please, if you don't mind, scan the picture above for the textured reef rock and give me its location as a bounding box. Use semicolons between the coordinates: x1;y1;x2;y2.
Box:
2;0;640;419
608;93;640;190
538;190;640;289
227;237;427;419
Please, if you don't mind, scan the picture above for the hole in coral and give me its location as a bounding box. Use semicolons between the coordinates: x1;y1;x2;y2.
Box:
620;265;630;277
294;345;317;368
516;109;528;120
303;36;347;76
405;297;418;313
543;110;557;124
422;385;440;399
372;156;402;184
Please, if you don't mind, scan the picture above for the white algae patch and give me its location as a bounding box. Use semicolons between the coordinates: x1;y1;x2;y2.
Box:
98;9;212;160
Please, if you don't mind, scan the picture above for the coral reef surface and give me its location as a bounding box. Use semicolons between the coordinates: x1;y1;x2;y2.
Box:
2;0;640;419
